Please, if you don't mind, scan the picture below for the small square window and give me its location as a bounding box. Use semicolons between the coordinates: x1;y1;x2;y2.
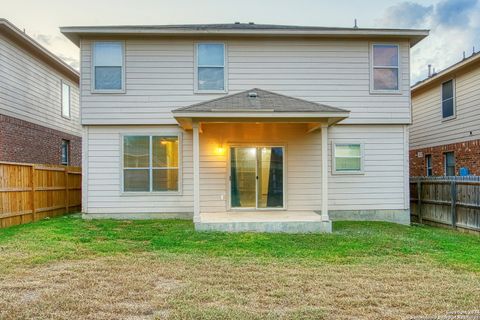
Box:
333;143;363;173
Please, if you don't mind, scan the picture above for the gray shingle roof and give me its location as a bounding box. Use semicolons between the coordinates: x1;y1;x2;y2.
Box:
61;23;423;32
173;89;349;114
61;23;429;47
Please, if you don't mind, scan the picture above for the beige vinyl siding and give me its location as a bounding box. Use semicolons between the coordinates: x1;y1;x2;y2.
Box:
410;63;480;149
84;123;407;215
0;34;81;136
329;124;408;210
80;39;411;125
85;125;193;214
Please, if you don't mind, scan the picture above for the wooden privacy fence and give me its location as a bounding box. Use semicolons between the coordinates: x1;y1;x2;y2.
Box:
410;176;480;233
0;162;81;228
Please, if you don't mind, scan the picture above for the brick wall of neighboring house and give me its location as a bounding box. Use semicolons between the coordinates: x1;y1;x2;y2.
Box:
0;114;81;166
410;139;480;176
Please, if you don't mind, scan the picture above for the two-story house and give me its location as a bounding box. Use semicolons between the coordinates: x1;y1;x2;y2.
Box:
61;23;428;232
0;19;81;166
410;53;480;177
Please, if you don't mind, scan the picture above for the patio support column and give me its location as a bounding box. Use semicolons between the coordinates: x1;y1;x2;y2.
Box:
193;122;200;223
321;123;329;221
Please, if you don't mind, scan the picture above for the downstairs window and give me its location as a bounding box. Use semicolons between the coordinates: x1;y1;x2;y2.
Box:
123;135;179;192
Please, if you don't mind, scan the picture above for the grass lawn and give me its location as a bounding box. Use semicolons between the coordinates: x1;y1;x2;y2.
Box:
0;215;479;320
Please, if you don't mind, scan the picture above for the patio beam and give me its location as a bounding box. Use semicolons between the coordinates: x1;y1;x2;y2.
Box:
321;124;329;221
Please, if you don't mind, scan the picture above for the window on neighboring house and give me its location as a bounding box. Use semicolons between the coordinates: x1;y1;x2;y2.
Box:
444;152;455;176
195;43;226;92
371;44;399;92
61;140;70;165
333;143;363;173
93;41;124;91
441;79;455;119
123;135;179;192
61;82;70;118
425;154;432;176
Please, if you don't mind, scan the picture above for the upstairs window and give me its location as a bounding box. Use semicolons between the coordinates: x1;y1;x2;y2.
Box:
93;41;124;91
195;43;226;92
61;82;70;118
441;79;455;119
333;143;363;173
123;135;179;192
371;44;399;92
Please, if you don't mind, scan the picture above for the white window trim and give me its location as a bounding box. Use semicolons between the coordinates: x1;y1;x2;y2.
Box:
61;140;70;165
226;144;287;211
369;43;401;95
444;152;455;176
194;42;228;94
425;154;432;176
441;78;456;121
332;142;365;175
61;80;71;119
91;41;126;94
120;133;183;196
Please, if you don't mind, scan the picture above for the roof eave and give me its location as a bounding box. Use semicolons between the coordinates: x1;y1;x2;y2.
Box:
60;26;429;47
1;19;79;83
172;111;350;118
173;111;350;129
412;53;480;94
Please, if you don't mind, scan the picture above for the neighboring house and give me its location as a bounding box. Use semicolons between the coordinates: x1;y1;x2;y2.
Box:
410;53;480;177
0;19;81;166
61;23;428;232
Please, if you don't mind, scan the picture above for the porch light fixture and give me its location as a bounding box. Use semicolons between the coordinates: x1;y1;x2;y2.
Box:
216;146;225;155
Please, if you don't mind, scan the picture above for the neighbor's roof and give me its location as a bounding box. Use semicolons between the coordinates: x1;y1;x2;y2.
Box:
0;19;79;83
60;23;429;47
173;88;349;114
412;51;480;94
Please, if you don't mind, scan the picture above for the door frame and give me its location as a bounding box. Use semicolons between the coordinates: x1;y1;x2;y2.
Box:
227;144;287;211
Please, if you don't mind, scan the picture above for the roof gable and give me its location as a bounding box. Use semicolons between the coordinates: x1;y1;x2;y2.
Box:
173;88;349;114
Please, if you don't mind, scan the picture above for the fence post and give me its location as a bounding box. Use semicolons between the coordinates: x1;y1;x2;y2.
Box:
65;168;69;213
450;180;457;228
417;180;422;224
30;165;36;220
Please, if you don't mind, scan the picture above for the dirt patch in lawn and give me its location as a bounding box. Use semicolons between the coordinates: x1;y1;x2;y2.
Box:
0;254;478;320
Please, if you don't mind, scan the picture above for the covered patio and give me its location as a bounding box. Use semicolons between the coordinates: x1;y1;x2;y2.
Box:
173;88;349;233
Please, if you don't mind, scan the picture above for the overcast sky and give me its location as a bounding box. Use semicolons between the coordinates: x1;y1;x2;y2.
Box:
3;0;479;83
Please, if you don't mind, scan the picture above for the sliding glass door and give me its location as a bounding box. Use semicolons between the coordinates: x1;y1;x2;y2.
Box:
230;147;257;208
230;147;284;209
